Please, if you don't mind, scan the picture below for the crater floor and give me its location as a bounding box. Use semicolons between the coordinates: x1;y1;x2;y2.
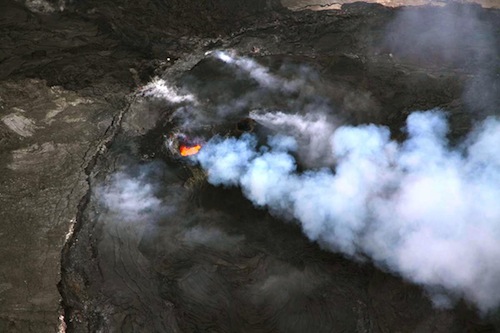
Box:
0;1;499;332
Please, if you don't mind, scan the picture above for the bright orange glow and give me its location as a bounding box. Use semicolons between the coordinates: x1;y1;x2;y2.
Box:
179;144;201;156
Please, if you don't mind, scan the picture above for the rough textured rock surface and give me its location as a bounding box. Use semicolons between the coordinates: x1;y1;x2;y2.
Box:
0;1;147;330
0;0;499;332
281;0;500;11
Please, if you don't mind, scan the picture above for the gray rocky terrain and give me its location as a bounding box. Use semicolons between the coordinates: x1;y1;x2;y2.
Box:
0;0;499;332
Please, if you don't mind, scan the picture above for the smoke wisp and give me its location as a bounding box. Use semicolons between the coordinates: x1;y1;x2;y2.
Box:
384;4;500;116
250;110;338;168
140;78;197;104
167;51;329;131
195;110;500;312
213;50;303;92
96;162;176;224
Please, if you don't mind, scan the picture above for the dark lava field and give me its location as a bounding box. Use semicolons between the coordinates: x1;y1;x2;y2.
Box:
0;0;499;332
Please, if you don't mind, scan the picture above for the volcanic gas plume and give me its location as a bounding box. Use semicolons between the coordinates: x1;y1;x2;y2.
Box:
141;48;499;313
139;36;500;313
192;108;500;312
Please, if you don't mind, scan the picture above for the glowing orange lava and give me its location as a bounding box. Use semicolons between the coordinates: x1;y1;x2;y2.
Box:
179;144;201;156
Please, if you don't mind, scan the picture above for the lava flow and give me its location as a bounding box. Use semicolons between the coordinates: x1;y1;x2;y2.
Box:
179;144;202;156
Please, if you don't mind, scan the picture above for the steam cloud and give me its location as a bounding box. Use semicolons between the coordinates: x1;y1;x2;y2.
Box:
195;110;500;312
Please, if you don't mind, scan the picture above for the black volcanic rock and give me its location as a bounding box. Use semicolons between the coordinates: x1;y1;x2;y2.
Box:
0;0;499;332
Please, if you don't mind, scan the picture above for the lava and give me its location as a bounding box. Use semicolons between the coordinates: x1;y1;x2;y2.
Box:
179;144;202;156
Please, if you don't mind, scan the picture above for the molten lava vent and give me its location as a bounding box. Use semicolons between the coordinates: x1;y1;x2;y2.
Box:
165;131;203;157
179;144;201;156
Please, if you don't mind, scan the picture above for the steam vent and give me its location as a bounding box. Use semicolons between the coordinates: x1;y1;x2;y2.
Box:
1;0;500;332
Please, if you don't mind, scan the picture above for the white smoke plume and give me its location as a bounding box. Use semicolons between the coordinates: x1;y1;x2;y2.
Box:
195;110;500;312
96;163;175;223
140;78;197;104
212;51;303;92
98;172;162;222
250;110;338;168
160;51;331;131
